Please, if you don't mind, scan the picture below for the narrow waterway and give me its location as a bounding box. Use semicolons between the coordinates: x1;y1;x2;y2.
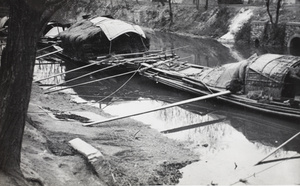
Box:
34;31;300;185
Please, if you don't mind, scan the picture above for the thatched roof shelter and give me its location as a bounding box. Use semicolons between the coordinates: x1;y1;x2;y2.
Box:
59;16;150;62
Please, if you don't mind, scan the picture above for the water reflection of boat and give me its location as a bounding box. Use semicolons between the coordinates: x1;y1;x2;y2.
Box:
140;53;300;119
156;95;300;154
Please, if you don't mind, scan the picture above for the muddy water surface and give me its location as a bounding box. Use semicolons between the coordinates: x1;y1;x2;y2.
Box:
34;31;300;185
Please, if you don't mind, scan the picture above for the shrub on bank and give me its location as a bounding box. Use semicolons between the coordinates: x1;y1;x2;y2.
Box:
235;20;252;44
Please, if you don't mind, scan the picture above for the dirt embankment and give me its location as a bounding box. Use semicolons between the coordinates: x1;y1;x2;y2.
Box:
5;84;198;186
53;1;300;46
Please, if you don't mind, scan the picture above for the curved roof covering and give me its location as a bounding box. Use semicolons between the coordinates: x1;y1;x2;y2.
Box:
195;53;300;99
245;54;300;99
90;17;146;41
247;54;300;84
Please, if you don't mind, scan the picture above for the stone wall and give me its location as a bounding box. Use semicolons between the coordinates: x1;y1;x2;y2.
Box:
250;21;300;47
286;22;300;47
250;21;268;46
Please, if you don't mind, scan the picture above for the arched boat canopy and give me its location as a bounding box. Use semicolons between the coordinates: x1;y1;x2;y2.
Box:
195;53;300;100
90;17;146;41
245;54;300;100
59;16;149;61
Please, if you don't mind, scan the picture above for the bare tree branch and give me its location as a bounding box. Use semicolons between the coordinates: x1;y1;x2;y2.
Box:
266;0;274;24
275;0;282;25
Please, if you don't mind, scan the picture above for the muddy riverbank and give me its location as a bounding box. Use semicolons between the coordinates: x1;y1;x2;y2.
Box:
15;83;199;185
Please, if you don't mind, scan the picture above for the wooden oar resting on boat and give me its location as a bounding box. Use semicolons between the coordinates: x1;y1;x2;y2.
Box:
139;53;300;119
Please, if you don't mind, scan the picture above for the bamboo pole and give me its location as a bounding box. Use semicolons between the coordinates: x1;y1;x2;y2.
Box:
255;131;300;166
90;53;175;64
83;90;231;127
106;45;189;59
33;59;108;83
44;70;136;94
46;61;128;90
105;50;162;59
44;58;175;94
36;48;63;59
37;44;57;52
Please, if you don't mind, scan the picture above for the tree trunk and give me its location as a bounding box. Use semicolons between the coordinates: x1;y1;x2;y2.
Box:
168;0;173;25
0;0;68;182
266;0;274;24
266;0;282;26
0;0;43;173
196;0;200;10
205;0;209;10
275;0;282;25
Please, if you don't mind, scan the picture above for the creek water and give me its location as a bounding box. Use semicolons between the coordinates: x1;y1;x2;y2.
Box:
34;31;300;185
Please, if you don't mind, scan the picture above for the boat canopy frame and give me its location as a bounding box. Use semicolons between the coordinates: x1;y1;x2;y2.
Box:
245;54;300;100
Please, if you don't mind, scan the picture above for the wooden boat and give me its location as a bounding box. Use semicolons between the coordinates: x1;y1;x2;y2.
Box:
54;16;179;70
59;16;150;63
140;53;300;119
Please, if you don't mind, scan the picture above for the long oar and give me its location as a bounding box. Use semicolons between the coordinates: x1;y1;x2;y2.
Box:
83;90;231;127
255;131;300;166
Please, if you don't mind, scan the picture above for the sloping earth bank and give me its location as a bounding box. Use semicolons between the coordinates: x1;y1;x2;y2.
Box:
53;2;300;40
14;84;198;186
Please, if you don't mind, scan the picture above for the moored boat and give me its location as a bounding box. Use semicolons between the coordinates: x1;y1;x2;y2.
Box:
59;16;150;63
55;16;179;71
140;53;300;119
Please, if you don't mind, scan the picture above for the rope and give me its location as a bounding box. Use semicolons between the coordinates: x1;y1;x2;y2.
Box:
44;70;136;94
98;66;141;108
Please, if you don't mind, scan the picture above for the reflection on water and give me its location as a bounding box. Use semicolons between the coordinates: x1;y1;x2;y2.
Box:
147;31;237;66
147;31;300;68
34;59;65;85
34;31;300;185
102;98;300;185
